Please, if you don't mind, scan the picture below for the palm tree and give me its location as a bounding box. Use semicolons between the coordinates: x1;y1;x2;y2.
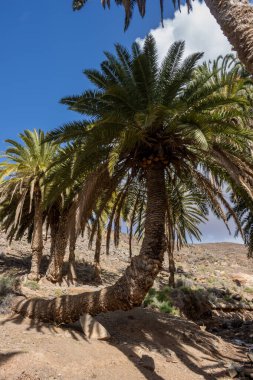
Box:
43;146;85;283
0;129;58;280
230;192;253;258
72;0;253;75
15;36;253;323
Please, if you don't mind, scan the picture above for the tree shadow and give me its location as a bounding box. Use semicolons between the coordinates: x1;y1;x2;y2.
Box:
0;252;30;277
1;299;242;380
62;261;121;286
0;250;121;289
96;308;236;380
0;351;24;366
0;311;89;343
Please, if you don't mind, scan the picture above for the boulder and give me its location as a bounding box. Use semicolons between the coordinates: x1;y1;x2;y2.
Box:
231;273;253;287
79;314;111;340
227;365;238;378
140;355;155;372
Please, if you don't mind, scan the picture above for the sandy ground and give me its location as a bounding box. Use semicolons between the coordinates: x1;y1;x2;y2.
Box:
0;308;245;380
1;235;253;380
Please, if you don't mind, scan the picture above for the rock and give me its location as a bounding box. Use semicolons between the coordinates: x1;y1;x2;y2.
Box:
214;270;225;276
248;350;253;362
232;273;253;287
79;314;111;340
227;364;238;378
233;339;244;346
64;331;72;338
244;368;253;378
140;355;155;372
232;293;242;301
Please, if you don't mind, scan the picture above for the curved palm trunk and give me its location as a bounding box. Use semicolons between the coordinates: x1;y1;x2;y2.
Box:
205;0;253;74
28;189;43;281
46;212;68;283
14;164;167;324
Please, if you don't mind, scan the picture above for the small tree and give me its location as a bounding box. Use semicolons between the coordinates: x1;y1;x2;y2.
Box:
0;130;57;280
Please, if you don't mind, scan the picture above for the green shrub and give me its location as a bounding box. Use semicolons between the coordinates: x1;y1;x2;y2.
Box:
244;287;253;294
54;288;64;297
24;280;40;291
159;301;173;313
144;287;179;315
223;294;233;302
0;275;16;296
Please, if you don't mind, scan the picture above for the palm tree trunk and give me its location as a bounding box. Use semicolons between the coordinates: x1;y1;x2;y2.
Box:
168;246;175;288
29;189;43;281
14;164;167;323
205;0;253;74
93;222;102;284
46;212;68;283
67;221;77;283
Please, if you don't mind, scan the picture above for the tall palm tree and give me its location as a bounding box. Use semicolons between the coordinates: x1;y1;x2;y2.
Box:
15;36;253;323
42;146;85;283
0;129;58;280
72;0;253;75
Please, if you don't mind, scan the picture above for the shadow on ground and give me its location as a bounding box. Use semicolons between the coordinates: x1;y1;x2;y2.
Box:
0;352;23;367
0;251;120;286
0;303;242;380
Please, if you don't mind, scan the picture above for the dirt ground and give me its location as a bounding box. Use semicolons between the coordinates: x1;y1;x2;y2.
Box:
0;308;246;380
0;234;253;380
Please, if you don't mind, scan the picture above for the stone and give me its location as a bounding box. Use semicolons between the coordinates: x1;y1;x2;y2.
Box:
232;293;242;301
244;368;253;378
248;350;253;362
140;355;155;372
227;365;237;379
232;273;253;287
64;331;72;338
79;314;111;340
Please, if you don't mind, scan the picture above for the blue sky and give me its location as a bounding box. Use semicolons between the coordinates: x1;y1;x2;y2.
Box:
0;0;171;150
0;0;245;243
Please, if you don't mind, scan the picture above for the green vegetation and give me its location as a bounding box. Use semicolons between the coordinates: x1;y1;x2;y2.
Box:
244;287;253;294
0;275;16;296
144;287;179;315
23;280;40;291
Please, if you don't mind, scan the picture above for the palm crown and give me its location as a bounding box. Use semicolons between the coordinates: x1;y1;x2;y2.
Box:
72;0;193;29
50;36;253;199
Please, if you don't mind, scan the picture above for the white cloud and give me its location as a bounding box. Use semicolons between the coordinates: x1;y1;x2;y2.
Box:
136;1;232;64
137;3;241;243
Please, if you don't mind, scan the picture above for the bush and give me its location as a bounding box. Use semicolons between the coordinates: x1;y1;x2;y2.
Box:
24;280;40;291
244;287;253;294
143;287;179;315
0;275;16;296
0;275;17;314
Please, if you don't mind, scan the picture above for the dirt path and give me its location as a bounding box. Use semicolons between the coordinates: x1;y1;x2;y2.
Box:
0;308;245;380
